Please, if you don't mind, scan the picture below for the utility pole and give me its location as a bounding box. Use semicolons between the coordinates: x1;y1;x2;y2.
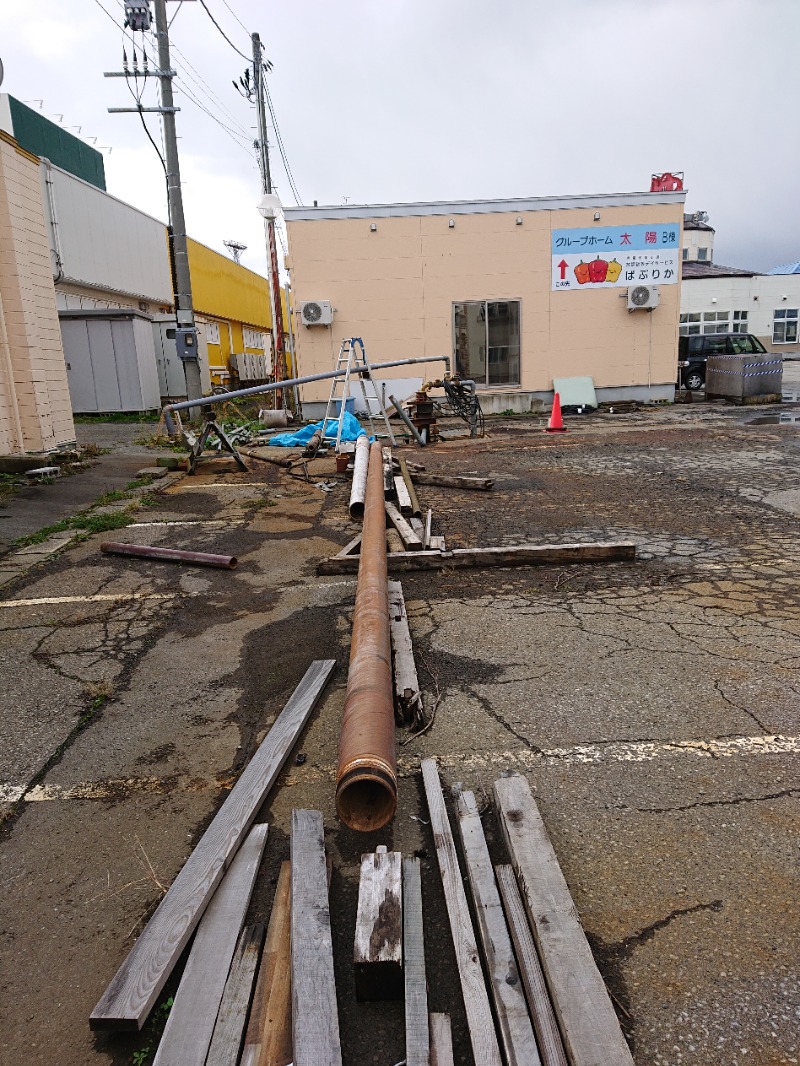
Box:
153;0;201;404
106;1;202;405
251;32;287;408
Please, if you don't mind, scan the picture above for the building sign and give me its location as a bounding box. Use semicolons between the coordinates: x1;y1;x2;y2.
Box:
552;224;680;291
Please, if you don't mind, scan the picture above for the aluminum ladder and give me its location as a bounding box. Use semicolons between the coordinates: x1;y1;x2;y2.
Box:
321;337;396;451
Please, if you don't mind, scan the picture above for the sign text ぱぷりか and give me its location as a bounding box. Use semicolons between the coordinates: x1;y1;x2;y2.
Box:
551;223;680;291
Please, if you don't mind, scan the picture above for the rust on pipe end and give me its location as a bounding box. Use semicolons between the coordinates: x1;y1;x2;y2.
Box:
336;759;397;832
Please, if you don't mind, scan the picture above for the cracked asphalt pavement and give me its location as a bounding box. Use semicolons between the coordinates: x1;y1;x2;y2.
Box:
0;398;798;1066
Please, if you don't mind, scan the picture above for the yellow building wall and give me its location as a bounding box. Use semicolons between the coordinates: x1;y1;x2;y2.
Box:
286;196;685;404
0;131;75;454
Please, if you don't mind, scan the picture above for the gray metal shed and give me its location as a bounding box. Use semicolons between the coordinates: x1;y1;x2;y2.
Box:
59;308;161;413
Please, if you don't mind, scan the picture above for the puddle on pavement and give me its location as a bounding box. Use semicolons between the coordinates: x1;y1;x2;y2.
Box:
747;411;800;426
782;389;800;402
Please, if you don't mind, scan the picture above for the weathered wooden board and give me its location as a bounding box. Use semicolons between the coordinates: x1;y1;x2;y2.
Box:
421;759;502;1065
423;509;433;551
411;472;494;491
397;456;422;517
152;824;269;1066
318;542;636;576
456;791;540;1066
354;845;403;1000
387;580;424;727
494;773;635;1066
91;660;336;1031
385;501;423;550
206;923;266;1066
291;810;342;1066
334;533;362;559
495;865;568;1066
429;1013;455;1066
240;861;292;1066
403;858;430;1066
394;475;413;515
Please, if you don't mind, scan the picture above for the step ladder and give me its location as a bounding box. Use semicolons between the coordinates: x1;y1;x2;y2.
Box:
321;337;396;451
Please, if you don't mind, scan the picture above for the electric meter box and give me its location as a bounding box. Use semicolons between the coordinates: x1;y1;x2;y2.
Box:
175;327;199;361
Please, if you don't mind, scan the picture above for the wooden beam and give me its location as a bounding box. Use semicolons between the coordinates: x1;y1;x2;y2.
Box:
429;1013;455;1066
152;825;269;1066
494;774;635;1066
456;791;541;1066
393;475;413;515
495;865;568;1066
318;542;636;576
240;862;292;1066
421;759;502;1066
334;533;362;559
291;810;342;1066
387;580;424;727
403;858;429;1066
411;472;494;491
397;456;422;517
91;660;336;1031
385;501;423;551
206;923;266;1066
354;845;403;1000
386;528;405;554
423;509;433;551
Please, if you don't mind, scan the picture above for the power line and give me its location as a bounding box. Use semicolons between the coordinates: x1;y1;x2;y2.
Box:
197;0;251;61
262;71;302;206
217;0;249;36
169;41;252;140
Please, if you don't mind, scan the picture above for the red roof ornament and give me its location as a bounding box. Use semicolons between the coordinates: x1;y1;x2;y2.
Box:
650;172;684;192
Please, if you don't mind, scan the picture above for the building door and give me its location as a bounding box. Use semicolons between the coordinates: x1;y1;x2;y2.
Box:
453;300;520;386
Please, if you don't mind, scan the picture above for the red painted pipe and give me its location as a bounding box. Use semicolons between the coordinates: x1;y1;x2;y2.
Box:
335;441;397;831
100;543;238;569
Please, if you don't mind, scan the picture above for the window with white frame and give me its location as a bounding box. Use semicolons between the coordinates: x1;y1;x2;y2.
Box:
773;308;799;344
680;310;749;337
205;321;221;345
243;328;266;349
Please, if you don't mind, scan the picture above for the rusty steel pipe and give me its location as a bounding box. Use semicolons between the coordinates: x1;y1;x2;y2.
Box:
100;542;238;569
336;440;397;831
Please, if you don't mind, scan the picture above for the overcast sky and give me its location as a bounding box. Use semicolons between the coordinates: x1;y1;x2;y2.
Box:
1;0;798;278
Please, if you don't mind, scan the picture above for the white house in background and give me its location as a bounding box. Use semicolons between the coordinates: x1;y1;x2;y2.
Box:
682;212;715;262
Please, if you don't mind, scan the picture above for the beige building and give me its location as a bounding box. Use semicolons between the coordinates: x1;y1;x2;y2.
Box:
0;130;75;455
285;189;686;415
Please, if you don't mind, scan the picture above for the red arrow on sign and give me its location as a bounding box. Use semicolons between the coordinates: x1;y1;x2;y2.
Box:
558;259;569;280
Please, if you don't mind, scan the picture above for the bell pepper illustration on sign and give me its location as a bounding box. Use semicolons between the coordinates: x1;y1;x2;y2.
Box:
574;261;591;285
588;257;609;283
606;258;622;283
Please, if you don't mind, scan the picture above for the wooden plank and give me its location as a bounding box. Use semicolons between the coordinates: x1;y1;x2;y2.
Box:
411;472;494;491
152;825;269;1066
429;534;446;552
494;774;635;1066
456;791;541;1066
420;759;502;1066
495;865;568;1066
386;528;405;554
318;542;636;576
429;1013;454;1066
397;455;422;517
394;475;413;515
385;500;423;550
387;580;424;727
353;845;403;1000
240;862;292;1066
382;446;394;499
334;533;362;559
423;509;433;551
91;660;336;1031
403;858;429;1066
206;923;266;1066
291;810;342;1066
410;516;424;538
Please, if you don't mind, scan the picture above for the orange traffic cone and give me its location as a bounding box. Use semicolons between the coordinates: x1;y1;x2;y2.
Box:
545;391;566;432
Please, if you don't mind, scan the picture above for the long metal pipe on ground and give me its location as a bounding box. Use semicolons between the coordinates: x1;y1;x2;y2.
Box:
100;543;238;569
162;356;451;433
348;435;370;519
336;441;397;831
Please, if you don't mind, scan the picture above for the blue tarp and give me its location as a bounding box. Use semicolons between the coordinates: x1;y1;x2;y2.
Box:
267;412;369;448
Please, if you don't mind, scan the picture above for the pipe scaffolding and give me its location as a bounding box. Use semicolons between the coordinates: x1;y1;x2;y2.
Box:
336;441;397;831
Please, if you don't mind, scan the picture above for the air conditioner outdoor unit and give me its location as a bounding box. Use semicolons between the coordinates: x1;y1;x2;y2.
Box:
627;285;660;311
300;300;334;326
